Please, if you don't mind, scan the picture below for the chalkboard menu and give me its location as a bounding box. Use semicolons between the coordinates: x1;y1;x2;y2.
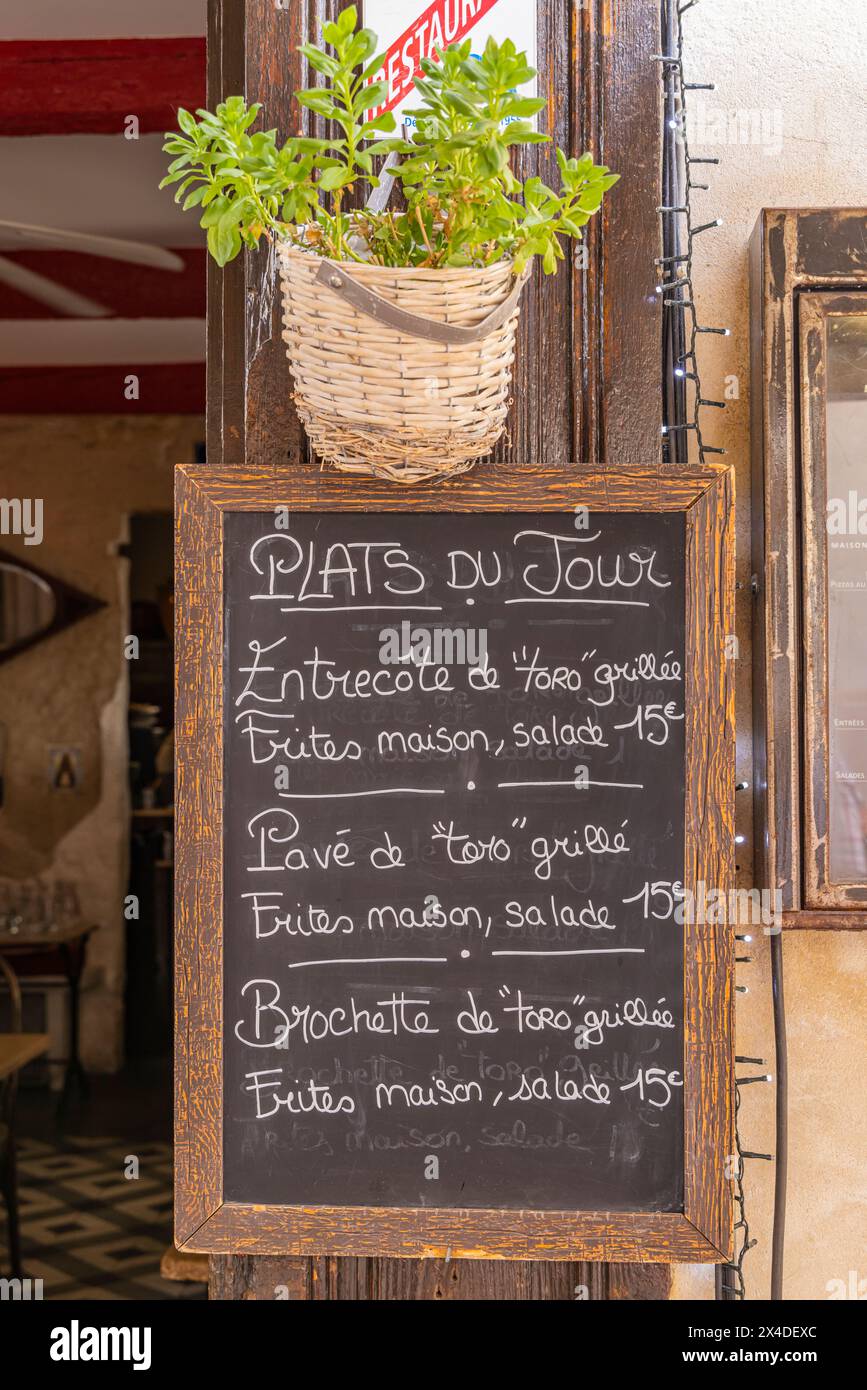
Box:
175;465;734;1262
223;508;687;1211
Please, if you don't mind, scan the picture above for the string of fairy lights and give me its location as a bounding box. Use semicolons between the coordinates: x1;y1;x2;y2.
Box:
655;0;776;1301
657;0;728;464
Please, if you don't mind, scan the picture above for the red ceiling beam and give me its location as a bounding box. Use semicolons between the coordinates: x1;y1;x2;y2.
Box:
0;249;206;319
0;38;206;136
0;364;205;414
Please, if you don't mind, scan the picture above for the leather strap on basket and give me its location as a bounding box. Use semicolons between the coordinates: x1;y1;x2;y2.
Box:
314;261;527;346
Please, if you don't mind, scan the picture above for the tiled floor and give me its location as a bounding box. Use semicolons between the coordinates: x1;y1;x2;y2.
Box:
4;1132;205;1300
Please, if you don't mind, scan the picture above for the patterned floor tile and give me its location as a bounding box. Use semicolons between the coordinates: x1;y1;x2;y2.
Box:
72;1234;165;1274
13;1257;72;1287
60;1172;161;1201
135;1275;205;1300
53;1284;125;1300
23;1209;118;1245
1;1135;206;1301
116;1192;174;1224
16;1137;56;1158
22;1152;103;1181
16;1184;65;1217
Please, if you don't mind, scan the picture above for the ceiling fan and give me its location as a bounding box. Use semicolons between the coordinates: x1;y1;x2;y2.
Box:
0;220;185;318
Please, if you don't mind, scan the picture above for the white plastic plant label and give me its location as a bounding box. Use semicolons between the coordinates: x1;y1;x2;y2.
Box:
363;0;538;134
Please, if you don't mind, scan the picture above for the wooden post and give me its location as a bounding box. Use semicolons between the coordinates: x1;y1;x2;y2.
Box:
203;0;670;1301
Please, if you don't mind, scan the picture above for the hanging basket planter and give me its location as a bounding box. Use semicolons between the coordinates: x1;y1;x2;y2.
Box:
278;241;530;484
162;14;619;486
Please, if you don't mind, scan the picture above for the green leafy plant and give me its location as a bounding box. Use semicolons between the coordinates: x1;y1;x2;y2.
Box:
161;5;618;273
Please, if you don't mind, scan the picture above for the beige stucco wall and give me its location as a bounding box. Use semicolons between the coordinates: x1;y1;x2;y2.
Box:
671;0;867;1301
0;415;201;1069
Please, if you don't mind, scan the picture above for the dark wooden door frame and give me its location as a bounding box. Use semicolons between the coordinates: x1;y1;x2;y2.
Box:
203;0;669;1300
750;208;867;931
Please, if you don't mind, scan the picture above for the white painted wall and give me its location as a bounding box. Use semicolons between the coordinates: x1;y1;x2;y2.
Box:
674;0;867;1301
0;136;201;246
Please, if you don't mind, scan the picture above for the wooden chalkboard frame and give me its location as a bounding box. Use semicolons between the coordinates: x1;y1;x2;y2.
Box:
175;461;735;1263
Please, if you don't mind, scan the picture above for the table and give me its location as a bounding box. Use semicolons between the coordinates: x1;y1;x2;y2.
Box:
0;1032;49;1276
0;1033;50;1082
0;923;95;1114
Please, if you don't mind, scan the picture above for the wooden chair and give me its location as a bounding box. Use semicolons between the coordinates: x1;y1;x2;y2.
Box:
0;953;23;1276
0;956;48;1278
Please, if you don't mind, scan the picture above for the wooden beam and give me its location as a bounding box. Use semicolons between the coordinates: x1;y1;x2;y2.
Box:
597;0;665;460
0;250;206;320
0;363;204;413
0;38;205;135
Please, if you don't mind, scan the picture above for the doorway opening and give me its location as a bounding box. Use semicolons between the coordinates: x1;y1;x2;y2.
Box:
125;513;174;1065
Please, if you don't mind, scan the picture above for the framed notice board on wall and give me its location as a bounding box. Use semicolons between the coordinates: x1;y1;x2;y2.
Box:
174;463;735;1262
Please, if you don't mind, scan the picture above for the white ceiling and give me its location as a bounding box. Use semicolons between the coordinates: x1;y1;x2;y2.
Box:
0;0;206;40
0;3;208;370
0;137;206;365
0;135;203;247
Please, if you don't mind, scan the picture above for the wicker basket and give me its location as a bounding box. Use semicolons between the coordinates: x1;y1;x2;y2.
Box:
277;240;530;484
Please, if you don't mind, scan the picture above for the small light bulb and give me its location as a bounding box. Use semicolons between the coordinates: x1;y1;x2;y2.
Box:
674;367;686;378
735;834;746;845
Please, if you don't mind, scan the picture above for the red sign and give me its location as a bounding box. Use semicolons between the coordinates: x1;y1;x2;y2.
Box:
370;0;502;119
